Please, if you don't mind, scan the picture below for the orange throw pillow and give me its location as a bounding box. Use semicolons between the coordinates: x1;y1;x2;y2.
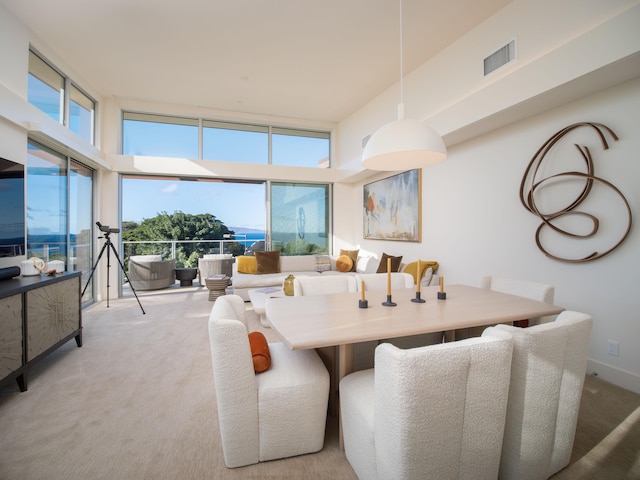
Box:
336;255;353;272
248;331;271;373
339;249;359;272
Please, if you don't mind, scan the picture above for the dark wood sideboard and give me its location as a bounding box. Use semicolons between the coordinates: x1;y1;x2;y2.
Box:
0;271;82;392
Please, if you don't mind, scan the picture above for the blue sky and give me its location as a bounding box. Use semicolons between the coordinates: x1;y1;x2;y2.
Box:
122;177;266;231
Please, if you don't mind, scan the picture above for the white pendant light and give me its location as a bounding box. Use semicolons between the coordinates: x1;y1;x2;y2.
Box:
362;0;447;171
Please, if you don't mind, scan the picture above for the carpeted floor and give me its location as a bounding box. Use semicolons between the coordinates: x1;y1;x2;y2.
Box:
1;285;638;479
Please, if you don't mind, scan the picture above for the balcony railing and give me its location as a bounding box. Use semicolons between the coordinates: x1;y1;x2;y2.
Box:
122;237;263;268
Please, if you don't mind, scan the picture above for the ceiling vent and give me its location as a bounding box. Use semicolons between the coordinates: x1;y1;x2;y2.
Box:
484;40;516;76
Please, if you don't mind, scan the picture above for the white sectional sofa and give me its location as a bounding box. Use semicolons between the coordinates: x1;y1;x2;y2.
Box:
230;254;439;301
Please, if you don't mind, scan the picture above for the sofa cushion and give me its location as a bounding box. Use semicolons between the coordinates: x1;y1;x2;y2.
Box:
336;255;353;272
376;252;403;273
256;251;281;274
356;256;378;274
281;255;317;272
237;256;257;274
340;249;359;272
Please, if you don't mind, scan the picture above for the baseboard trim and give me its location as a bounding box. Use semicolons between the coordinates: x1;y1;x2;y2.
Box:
587;359;640;395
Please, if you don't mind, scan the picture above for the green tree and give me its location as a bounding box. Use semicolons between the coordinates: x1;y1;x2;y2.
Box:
122;211;234;267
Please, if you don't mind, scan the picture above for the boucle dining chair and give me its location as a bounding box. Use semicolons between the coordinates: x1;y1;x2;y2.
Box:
455;275;556;340
493;311;592;480
355;272;414;291
480;275;555;325
208;295;330;468
340;329;514;480
293;274;357;296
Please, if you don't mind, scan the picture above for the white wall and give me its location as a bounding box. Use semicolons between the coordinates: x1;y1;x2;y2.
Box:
346;79;640;393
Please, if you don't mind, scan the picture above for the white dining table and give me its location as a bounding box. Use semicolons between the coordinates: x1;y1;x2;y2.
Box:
265;284;564;389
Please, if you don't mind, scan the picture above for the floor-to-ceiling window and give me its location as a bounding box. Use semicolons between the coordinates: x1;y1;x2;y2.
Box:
271;182;330;254
26;141;94;302
69;162;94;302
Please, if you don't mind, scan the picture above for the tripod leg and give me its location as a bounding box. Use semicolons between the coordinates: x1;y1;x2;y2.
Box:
81;240;110;298
108;242;146;315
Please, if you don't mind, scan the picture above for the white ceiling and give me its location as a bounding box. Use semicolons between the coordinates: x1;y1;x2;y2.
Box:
2;0;510;124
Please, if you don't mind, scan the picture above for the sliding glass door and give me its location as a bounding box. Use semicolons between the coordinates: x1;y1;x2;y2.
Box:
27;141;94;302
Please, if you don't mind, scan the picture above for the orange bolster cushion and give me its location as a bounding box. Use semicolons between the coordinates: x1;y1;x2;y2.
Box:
248;331;271;373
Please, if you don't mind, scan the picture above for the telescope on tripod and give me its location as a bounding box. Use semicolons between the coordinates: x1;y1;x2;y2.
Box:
82;222;145;314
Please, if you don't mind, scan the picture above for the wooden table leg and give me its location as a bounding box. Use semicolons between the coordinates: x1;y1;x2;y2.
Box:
337;343;354;450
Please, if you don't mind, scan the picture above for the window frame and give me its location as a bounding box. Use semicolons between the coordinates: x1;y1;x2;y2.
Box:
28;48;97;146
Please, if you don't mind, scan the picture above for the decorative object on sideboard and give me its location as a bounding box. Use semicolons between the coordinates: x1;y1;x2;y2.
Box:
21;257;45;276
361;0;446;171
520;122;632;263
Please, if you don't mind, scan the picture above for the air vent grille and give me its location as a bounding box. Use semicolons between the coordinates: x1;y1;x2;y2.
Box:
484;40;515;76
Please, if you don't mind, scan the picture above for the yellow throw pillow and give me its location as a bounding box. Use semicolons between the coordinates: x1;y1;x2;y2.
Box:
255;250;281;274
336;255;353;273
237;256;257;274
339;249;359;272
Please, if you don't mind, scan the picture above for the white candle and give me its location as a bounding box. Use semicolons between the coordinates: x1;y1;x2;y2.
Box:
416;260;421;293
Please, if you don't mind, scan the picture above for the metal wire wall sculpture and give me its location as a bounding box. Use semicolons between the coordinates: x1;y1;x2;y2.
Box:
520;122;632;263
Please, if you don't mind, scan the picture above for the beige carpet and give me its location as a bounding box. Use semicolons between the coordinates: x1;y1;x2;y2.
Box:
1;285;638;479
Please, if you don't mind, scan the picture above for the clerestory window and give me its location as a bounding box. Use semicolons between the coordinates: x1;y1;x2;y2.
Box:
28;49;96;145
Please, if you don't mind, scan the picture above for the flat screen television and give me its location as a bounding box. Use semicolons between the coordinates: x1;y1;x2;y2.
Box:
0;157;26;257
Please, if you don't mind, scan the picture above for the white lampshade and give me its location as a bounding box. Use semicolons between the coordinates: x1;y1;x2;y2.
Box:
362;118;447;171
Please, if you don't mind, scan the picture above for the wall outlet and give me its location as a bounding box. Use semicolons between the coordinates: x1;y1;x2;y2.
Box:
607;340;619;357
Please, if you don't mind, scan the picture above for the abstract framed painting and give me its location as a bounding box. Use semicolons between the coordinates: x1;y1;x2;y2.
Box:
363;169;421;242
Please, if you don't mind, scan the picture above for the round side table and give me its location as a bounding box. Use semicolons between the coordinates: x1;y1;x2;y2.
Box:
175;267;198;287
205;275;229;302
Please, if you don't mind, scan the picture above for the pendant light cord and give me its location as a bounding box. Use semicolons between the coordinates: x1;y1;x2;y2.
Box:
398;0;405;120
399;0;404;106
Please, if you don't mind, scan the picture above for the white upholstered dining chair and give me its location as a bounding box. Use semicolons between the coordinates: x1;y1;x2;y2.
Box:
208;295;330;468
455;275;556;340
480;275;555;325
493;311;592;480
355;272;414;291
293;274;357;296
340;329;514;480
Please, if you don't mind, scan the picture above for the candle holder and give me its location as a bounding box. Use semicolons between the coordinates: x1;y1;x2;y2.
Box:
382;295;397;307
437;291;447;300
411;291;426;303
359;299;369;309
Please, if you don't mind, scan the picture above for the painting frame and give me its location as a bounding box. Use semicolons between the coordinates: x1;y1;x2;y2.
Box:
363;169;422;242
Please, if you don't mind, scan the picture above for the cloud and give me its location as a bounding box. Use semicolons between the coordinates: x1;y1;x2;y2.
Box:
161;183;178;194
